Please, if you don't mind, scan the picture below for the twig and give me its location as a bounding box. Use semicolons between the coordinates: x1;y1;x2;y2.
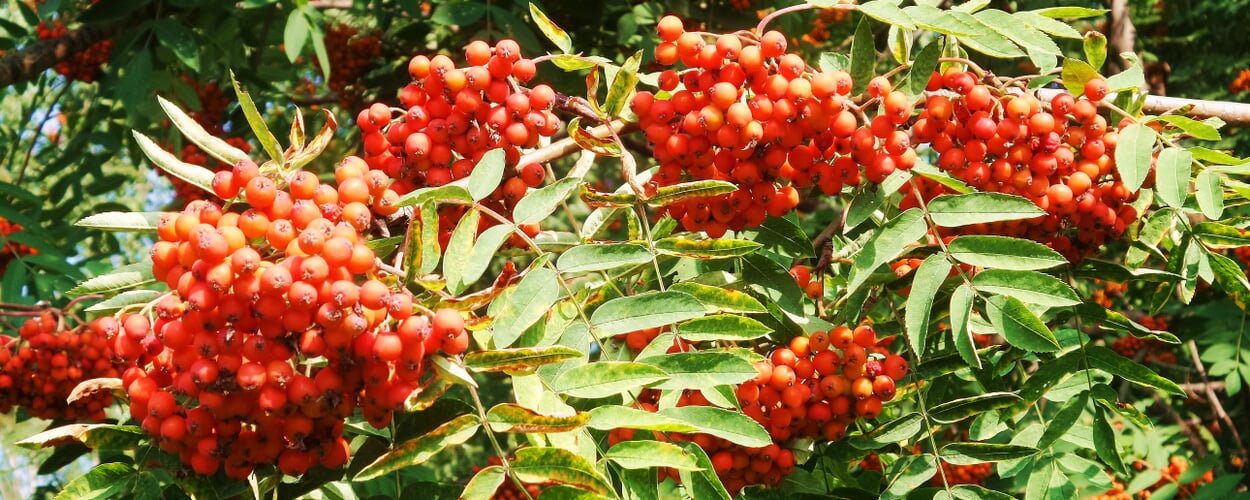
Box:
1186;339;1248;465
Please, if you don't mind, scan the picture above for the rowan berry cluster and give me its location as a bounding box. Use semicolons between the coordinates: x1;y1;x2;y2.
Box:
1091;456;1215;499
1111;316;1176;364
610;322;908;494
0;216;38;274
119;157;467;478
1090;279;1128;309
319;24;382;109
0;312;119;421
788;265;824;300
901;73;1135;261
932;460;992;487
1229;68;1250;94
35;20;113;83
635;16;918;236
357;39;557;245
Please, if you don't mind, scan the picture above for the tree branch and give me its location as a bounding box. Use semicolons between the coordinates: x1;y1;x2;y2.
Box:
0;13;143;88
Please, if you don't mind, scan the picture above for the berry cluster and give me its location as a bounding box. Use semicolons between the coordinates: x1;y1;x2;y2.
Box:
788;265;824;300
1111;316;1176;364
356;39;557;246
801;5;854;45
610;322;908;494
0;216;38;275
1090;279;1128;309
1091;456;1215;499
176;138;253;202
122;157;467;478
635;16;928;237
35;20;113;83
0;312;119;421
1230;68;1250;94
319;24;382;109
901;73;1136;261
932;460;992;487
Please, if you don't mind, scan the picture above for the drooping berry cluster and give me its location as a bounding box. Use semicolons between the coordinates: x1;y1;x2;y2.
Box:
633;16;922;237
932;460;992;487
902;72;1136;261
35;20;114;83
0;312;119;421
122;157;468;478
318;24;382;109
356;39;557;247
0;216;38;274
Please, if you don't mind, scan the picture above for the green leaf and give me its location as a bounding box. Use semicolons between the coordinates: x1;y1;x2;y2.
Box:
646;180;737;207
1084;32;1107;70
604;52;641;117
230;71;283;165
466;149;506;201
154;19;200;72
654;237;761;259
929;392;1022;424
882;455;938;500
510;447;614;496
676;442;732;500
947;235;1067;270
642;351;757;391
461;465;506;500
846;208;928;297
1014;11;1082;38
587;405;699;433
551;362;669;399
157;96;249;167
668;282;766;314
904;39;942;97
528;3;572;53
905;255;951;358
431;0;486;25
953;12;1026;59
941;443;1038;464
985;295;1061;352
84;290;162;314
675;314;772;342
417;201;442;275
850;16;876;95
1208;251;1250;312
442;209;482;296
951;284;980;369
739;216;815;258
54;463;135;500
1154;147;1192;209
1037;392;1088;449
1084;345;1185;397
949;485;1016;500
283;9;308;62
974;10;1060;57
1035;6;1109;19
888;26;912;66
493;268;561;348
972;269;1080;307
75;211;166;233
394;184;474;208
928;192;1046;227
1106;53;1146;91
605;440;702;470
1192;222;1250;248
1092;407;1127;474
903;5;982;36
486;404;589;433
659;406;772;448
1195;168;1224;220
849;412;924;450
464;346;581;373
67;262;154;296
1149;115;1222;141
354;414;480;480
857;0;917;30
1115;123;1157;192
17;424;145;451
1019;350;1082;402
558;243;652;273
133;131;214;194
1061;57;1101;96
591;291;705;337
458;224;513;292
514;177;581;225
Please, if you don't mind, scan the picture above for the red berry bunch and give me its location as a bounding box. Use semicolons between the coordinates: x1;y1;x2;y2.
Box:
35;20;113;83
902;70;1137;262
0;216;38;275
634;16;922;237
1110;316;1176;364
121;157;468;479
1229;68;1250;94
932;460;993;487
788;265;824;300
175;138;253;202
319;24;382;109
0;311;119;421
357;39;557;248
1091;456;1215;500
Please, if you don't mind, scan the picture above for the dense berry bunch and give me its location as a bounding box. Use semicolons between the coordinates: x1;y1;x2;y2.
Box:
610;322;907;494
120;157;467;478
1091;457;1215;499
35;20;113;83
356;39;557;246
901;72;1136;261
0;216;38;274
1090;279;1128;308
1111;316;1176;364
634;16;922;237
0;312;119;421
319;24;382;109
1230;68;1250;94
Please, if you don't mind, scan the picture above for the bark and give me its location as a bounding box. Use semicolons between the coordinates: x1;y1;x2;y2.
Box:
1106;0;1137;75
0;14;137;88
